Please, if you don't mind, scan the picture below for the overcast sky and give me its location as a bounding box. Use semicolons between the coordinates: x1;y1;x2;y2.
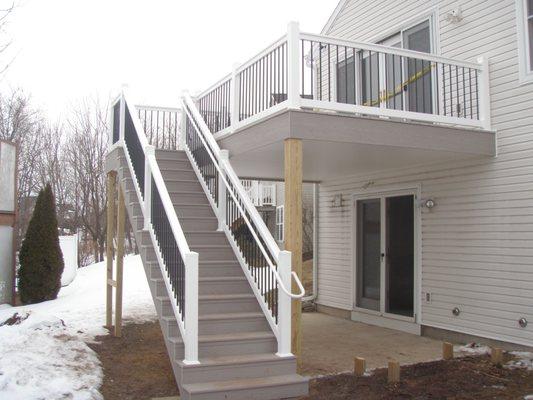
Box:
1;0;339;118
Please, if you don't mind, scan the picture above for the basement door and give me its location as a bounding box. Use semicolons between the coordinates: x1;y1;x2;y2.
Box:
353;191;418;332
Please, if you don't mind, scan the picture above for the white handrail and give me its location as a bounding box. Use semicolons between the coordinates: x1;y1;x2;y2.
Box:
183;94;281;261
182;94;305;299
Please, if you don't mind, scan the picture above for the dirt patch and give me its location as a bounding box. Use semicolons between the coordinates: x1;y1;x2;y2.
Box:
302;355;533;400
89;321;179;400
90;321;533;400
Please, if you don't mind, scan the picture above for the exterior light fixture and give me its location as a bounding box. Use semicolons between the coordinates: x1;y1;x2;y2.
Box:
420;198;436;209
331;194;343;208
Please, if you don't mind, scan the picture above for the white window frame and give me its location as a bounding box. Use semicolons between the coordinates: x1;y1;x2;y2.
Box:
516;0;533;84
275;205;284;242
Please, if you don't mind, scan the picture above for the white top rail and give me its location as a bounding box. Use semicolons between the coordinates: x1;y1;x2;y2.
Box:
182;94;304;299
300;32;482;70
123;89;193;257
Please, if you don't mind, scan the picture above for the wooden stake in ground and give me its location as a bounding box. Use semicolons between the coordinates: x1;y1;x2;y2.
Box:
114;186;126;337
105;171;116;329
354;357;366;377
491;348;503;366
388;360;400;383
443;342;454;360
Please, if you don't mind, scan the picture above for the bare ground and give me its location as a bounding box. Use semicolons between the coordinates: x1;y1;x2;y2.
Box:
90;321;533;400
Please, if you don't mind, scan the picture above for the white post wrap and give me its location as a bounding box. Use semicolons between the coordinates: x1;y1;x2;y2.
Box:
144;145;155;230
276;250;293;357
477;56;491;131
119;93;126;144
287;21;301;110
184;251;199;365
230;63;241;130
217;149;229;231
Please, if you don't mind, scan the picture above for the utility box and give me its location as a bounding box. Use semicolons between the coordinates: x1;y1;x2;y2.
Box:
0;140;16;305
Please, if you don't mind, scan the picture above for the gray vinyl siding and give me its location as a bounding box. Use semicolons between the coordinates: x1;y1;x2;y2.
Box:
318;0;533;346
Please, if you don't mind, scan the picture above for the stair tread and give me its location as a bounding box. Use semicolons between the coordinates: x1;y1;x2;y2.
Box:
199;276;246;282
199;312;264;321
192;244;232;249
182;374;307;394
199;293;255;300
185;352;294;367
168;330;273;345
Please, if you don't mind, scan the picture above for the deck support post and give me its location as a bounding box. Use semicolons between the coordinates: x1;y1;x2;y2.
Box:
284;138;303;366
105;171;117;329
114;185;126;337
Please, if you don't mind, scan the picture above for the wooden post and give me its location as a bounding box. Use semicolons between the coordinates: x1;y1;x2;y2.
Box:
105;171;116;329
443;342;454;360
491;348;503;366
388;360;400;383
354;357;366;377
284;138;303;365
114;186;126;337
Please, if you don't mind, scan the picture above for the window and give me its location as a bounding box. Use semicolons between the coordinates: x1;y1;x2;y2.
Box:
275;205;284;242
517;0;533;82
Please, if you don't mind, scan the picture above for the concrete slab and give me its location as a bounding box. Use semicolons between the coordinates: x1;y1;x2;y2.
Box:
301;312;443;376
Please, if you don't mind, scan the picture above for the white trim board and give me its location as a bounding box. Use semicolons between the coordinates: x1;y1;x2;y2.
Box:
515;0;533;84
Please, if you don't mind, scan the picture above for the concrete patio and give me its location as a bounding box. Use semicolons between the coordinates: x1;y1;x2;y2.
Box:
301;312;443;376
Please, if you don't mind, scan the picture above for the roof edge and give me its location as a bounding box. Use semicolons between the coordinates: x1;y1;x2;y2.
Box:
320;0;349;34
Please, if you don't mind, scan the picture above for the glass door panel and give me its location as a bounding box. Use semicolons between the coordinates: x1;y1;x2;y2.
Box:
356;199;381;311
385;195;415;317
403;20;433;114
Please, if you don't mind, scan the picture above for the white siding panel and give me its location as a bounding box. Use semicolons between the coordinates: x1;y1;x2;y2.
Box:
318;0;533;346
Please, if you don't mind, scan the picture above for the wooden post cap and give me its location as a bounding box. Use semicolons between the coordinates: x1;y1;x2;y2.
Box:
388;360;400;383
354;357;366;377
443;342;454;360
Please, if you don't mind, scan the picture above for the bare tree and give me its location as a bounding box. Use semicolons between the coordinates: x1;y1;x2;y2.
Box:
65;98;108;263
0;89;46;246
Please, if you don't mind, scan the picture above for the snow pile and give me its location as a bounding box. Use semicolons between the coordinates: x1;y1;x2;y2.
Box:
455;342;491;356
506;352;533;371
0;255;155;399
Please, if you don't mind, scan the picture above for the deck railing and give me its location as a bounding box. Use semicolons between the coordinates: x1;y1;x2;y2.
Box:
137;105;181;150
196;22;490;134
182;93;304;357
110;89;199;365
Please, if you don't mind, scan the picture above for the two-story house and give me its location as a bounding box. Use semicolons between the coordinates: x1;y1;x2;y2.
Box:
105;1;532;398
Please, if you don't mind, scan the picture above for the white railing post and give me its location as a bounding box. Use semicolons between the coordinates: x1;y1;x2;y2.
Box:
230;63;241;130
287;21;301;110
477;56;491;131
184;251;199;365
276;250;293;357
143;145;155;230
217;149;229;230
119;93;126;144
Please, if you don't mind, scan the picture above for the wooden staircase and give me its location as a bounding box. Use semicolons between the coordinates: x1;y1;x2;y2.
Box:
112;146;308;400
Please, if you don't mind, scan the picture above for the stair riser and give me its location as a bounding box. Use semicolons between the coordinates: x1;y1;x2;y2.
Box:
180;358;296;385
141;246;158;263
181;219;218;231
193;248;236;261
132;216;144;232
162;169;198;181
186;232;227;246
198;317;270;335
158;159;193;171
160;316;180;339
130;203;143;218
199;265;243;278
181;381;308;400
175;205;215;219
155;297;173;318
199;298;261;314
170;192;209;204
166;180;203;192
156;150;188;162
199;281;250;296
199;337;276;358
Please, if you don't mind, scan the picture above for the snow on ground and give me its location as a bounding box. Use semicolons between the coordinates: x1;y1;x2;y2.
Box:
507;352;533;371
0;255;155;400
